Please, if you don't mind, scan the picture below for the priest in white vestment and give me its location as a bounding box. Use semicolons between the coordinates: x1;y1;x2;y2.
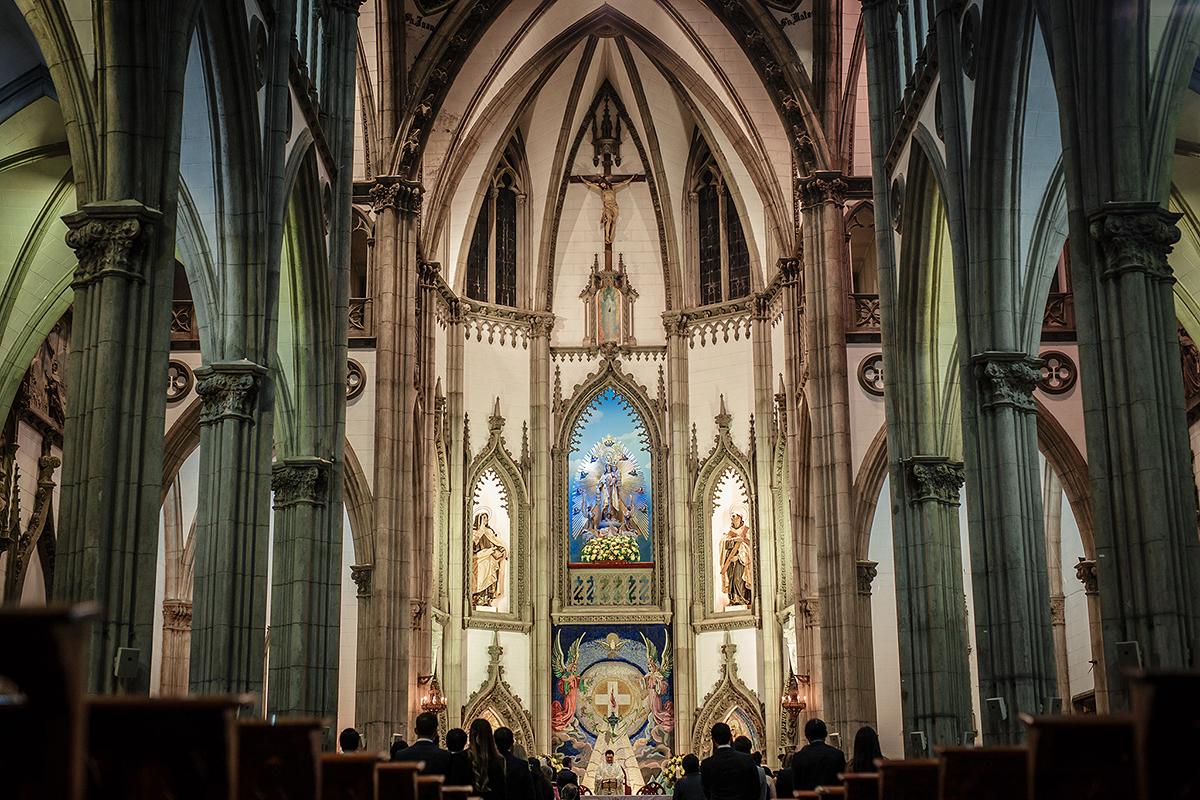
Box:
595;749;627;794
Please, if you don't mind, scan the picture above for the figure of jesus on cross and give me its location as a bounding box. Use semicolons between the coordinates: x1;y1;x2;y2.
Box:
571;154;645;269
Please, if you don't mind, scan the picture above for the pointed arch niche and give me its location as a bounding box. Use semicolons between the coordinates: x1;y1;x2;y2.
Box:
692;640;765;758
462;639;536;756
692;400;759;629
465;404;530;631
461;134;532;309
554;359;667;617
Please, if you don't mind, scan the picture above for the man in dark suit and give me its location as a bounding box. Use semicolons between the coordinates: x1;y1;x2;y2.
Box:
700;722;760;800
671;754;706;800
494;727;534;800
390;712;452;776
556;755;579;790
790;718;846;791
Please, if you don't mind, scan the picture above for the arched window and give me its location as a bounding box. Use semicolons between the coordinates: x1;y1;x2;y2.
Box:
466;136;526;307
690;135;752;306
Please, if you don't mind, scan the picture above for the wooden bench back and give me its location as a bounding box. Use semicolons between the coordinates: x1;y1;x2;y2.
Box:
377;760;424;800
936;745;1028;800
415;773;446;800
876;758;938;800
1024;713;1137;800
238;718;324;800
838;771;879;800
321;753;381;800
1130;670;1200;800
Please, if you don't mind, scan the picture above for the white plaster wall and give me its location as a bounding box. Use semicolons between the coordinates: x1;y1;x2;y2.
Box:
695;627;762;706
1035;343;1087;461
464;338;530;456
346;347;377;491
688;336;755;456
462;628;533;715
847;342;887;476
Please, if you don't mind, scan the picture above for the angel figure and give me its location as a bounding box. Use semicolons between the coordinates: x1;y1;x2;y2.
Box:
552;631;585;731
640;631;675;731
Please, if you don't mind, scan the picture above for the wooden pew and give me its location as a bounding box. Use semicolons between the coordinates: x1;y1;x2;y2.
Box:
814;787;845;797
1130;670;1200;800
936;746;1028;800
321;752;381;800
438;786;477;800
377;760;424;800
1023;713;1137;800
86;694;249;800
238;718;324;800
876;758;938;800
793;792;820;799
0;602;95;800
415;773;446;800
839;772;879;800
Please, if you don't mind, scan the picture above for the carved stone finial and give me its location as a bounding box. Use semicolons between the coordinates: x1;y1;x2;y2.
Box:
715;395;732;432
488;398;505;433
857;560;879;596
1088;202;1181;282
973;352;1042;412
904;456;965;505
63;202;162;287
1075;558;1098;595
194;361;267;425
271;458;331;509
350;564;373;598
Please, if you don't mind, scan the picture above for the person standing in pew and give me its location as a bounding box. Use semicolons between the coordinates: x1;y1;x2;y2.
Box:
391;713;452;775
494;726;534;799
790;719;846;792
339;728;362;754
849;726;884;773
458;717;507;800
701;723;760;799
671;754;705;800
446;727;468;753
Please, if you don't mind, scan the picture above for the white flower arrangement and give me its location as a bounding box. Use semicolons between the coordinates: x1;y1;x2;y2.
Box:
580;533;641;563
658;754;686;788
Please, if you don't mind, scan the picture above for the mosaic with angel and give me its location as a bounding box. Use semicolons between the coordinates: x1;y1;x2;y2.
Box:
568;387;654;564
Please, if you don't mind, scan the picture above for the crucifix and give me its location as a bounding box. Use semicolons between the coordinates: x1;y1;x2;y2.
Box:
570;154;645;270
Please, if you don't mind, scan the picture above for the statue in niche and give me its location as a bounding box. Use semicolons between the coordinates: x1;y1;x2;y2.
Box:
471;508;508;608
719;506;753;608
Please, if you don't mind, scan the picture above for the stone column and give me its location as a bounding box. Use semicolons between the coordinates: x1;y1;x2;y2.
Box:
1043;469;1071;709
1081;205;1200;706
1074;558;1108;712
800;174;874;738
160;476;194;696
444;302;466;728
529;313;554;749
268;457;338;720
55;202;168;694
160;600;193;696
896;457;974;751
663;314;695;753
190;360;272;699
359;178;423;747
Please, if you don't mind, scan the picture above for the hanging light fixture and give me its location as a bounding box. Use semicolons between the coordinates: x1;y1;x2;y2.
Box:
418;674;447;714
781;669;809;720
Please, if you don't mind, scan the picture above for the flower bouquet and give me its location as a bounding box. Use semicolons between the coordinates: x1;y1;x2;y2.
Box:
658;754;686;789
580;533;640;563
536;753;565;771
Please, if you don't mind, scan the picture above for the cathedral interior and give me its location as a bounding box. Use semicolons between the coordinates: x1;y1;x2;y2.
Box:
2;0;1200;786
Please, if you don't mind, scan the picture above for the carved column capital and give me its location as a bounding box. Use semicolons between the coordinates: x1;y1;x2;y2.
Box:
904;456;965;505
194;361;267;425
662;312;686;338
973;351;1042;412
798;171;847;209
370;178;423;215
529;313;555;338
162;600;193;631
1075;558;1098;595
63;201;162;287
1050;595;1066;625
1088;202;1181;281
419;259;442;287
411;598;427;631
799;597;820;628
271;457;331;509
857;560;879;596
350;564;373;598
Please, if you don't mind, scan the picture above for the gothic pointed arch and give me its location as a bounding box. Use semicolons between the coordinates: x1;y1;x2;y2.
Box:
692;397;758;628
461;639;536;756
553;357;668;618
460;131;533;309
691;639;765;758
464;399;530;629
685;131;758;307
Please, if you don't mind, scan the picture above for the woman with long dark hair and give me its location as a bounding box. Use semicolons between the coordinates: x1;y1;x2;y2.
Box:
851;726;885;772
466;718;507;799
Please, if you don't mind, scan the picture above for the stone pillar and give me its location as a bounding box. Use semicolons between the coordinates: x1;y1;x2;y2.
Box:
1081;205;1200;706
529;313;554;750
268;457;338;720
359;178;423;747
444;302;466;728
800;174;874;738
752;297;784;766
160;600;193;696
189;359;272;700
965;353;1057;742
663;314;695;753
1074;558;1108;712
160;476;194;697
897;457;974;752
55;202;168;695
1043;469;1071;709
